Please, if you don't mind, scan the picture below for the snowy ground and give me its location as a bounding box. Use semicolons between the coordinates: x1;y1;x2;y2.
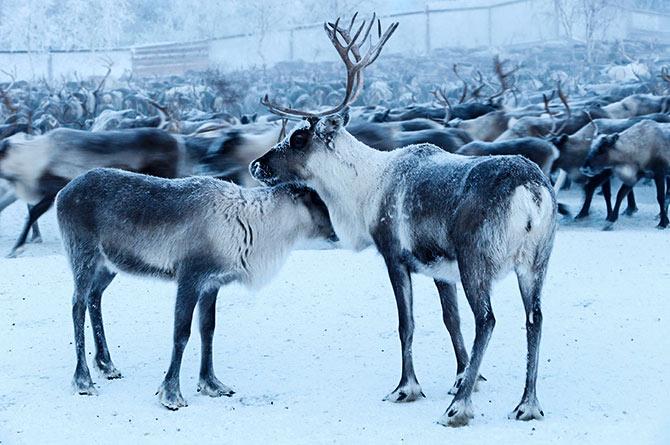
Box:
0;185;669;445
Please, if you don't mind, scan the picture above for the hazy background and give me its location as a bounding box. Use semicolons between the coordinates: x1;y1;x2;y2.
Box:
1;0;670;80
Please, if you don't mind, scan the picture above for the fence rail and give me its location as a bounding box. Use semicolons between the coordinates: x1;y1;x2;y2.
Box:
1;0;670;80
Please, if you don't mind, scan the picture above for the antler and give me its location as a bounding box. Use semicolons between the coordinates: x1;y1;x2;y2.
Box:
546;81;571;136
452;64;469;104
261;12;398;119
432;87;453;123
488;55;518;101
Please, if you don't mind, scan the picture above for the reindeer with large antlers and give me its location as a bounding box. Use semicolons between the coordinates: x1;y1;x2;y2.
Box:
251;13;557;427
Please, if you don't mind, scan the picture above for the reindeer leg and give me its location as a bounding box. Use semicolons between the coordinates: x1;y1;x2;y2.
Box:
157;275;200;410
623;189;638;216
71;248;102;395
604;184;632;230
197;288;234;397
27;205;43;243
439;264;494;427
8;195;55;257
575;171;609;220
654;174;669;228
382;256;424;403
88;267;121;379
510;260;550;422
601;178;613;219
435;280;485;395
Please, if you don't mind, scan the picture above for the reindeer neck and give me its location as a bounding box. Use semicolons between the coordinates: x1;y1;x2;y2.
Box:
307;132;393;250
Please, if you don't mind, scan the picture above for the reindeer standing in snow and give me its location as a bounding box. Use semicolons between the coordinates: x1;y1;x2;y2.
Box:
251;14;557;427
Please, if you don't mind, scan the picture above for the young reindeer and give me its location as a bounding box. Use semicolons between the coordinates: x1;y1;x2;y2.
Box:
56;168;336;408
252;15;557;427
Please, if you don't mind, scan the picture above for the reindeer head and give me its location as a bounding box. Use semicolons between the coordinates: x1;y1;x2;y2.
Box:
250;13;396;187
251;112;351;186
581;133;619;177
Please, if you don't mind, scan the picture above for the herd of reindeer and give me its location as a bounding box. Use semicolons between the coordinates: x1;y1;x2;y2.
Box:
1;13;670;427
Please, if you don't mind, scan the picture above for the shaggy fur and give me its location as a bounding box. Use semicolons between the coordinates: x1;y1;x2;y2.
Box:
251;112;557;427
57;168;336;409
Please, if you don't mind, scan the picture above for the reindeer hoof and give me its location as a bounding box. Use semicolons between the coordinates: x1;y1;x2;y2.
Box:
383;381;425;403
438;399;474;427
602;221;615;231
95;360;122;380
157;381;187;410
6;247;24;258
73;376;98;396
197;377;235;398
509;397;544;421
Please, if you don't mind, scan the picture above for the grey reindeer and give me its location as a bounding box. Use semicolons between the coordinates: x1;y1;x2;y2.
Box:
56;168;335;409
251;14;557;427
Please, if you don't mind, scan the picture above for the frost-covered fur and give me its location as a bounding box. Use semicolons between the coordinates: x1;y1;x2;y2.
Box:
56;168;335;409
251;112;557;427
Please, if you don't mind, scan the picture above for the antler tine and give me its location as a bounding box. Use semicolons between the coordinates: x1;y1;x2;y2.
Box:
260;94;317;119
546;81;571;136
556;81;571;117
453;64;469;103
347;12;358;33
459;83;468;104
348;19;367;53
365;21;399;66
432;87;453;123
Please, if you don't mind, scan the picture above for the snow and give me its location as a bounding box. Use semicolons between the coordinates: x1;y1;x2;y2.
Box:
0;185;669;445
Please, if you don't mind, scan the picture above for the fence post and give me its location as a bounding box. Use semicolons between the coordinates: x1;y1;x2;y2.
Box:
47;49;53;83
289;29;295;61
487;7;493;46
425;5;431;54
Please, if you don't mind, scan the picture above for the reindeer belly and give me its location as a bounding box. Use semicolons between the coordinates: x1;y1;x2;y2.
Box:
414;257;461;282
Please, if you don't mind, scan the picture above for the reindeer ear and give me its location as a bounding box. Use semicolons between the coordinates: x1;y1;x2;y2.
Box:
316;110;348;146
307;116;319;128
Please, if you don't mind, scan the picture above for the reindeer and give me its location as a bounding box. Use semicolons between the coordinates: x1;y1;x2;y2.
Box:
456;137;558;176
550;114;670;220
582;120;670;229
0;128;186;257
57;168;336;408
252;14;557;427
603;94;670;119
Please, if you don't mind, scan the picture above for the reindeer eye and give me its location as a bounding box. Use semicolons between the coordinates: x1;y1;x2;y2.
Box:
290;130;309;149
